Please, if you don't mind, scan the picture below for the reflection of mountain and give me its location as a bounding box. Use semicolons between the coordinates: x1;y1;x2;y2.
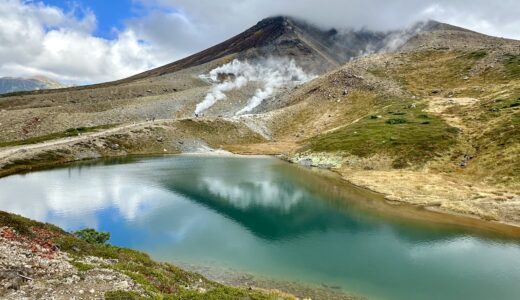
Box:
156;163;374;241
153;157;481;243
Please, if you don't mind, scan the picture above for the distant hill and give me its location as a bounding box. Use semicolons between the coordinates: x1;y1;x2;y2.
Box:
0;76;65;94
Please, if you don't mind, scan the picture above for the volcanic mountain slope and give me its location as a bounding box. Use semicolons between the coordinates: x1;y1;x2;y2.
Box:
127;16;391;80
0;17;519;226
0;16;401;142
0;76;65;94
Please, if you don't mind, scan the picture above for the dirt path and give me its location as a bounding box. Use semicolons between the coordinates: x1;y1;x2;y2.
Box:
0;120;170;160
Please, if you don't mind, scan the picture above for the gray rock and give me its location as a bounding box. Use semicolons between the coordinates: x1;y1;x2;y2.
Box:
298;158;313;167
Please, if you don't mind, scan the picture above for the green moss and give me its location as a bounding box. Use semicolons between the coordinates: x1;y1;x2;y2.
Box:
174;286;278;300
503;54;520;79
386;118;407;124
71;261;95;272
465;50;488;60
308;102;457;168
105;290;143;300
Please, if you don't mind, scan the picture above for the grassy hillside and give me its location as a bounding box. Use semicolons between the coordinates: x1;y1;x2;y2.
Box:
308;101;458;169
269;44;519;187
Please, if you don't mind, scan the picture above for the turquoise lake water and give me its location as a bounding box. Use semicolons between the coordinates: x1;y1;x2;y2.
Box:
1;155;519;299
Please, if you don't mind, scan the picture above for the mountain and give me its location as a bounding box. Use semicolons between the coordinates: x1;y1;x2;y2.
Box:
0;16;519;226
0;76;65;94
127;16;394;80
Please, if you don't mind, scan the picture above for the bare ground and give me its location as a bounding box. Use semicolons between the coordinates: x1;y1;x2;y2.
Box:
0;227;144;299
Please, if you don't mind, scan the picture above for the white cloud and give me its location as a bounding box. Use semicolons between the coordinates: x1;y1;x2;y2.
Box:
2;0;520;84
140;0;520;38
0;0;162;84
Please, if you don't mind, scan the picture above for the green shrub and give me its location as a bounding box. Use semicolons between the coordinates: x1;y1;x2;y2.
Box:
386;118;407;124
73;228;110;244
466;50;487;59
105;290;141;300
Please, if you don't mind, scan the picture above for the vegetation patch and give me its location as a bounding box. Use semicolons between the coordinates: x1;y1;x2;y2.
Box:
368;50;517;97
105;290;142;300
386;118;407;124
71;261;95;272
308;102;458;168
0;211;64;237
503;54;520;79
73;228;111;244
465;50;488;60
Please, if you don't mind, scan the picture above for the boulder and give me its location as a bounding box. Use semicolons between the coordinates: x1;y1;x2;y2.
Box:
298;158;313;167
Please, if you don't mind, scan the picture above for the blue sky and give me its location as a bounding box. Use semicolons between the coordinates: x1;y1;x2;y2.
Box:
2;0;520;84
40;0;140;39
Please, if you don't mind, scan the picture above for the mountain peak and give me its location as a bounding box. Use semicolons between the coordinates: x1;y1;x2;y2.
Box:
420;19;476;33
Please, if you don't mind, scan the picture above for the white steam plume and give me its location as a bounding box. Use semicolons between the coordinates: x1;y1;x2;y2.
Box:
195;58;314;115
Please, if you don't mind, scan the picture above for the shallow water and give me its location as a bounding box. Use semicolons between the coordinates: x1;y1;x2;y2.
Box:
1;155;520;300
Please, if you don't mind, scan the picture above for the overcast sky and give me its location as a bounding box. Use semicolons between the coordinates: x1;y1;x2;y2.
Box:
1;0;520;84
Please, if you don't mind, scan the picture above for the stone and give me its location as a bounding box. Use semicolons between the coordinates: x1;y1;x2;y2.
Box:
298;158;313;167
5;277;23;290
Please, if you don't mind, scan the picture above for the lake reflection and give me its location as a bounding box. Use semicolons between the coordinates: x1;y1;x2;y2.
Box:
1;155;520;300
